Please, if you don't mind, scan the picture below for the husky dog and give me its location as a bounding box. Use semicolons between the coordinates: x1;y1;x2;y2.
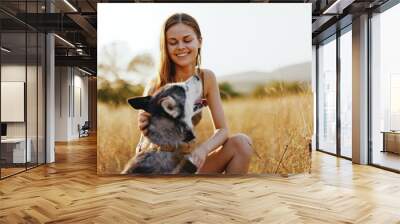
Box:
121;75;205;174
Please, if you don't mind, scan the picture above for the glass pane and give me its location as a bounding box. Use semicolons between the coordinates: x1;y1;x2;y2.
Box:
0;1;46;178
1;31;27;177
38;33;45;165
371;4;400;171
318;37;337;154
340;29;352;158
27;31;38;169
26;1;39;168
390;75;400;130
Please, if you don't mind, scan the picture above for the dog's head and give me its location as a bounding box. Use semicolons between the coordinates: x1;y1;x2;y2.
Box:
128;75;203;146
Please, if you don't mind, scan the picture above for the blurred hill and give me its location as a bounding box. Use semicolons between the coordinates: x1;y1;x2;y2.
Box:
217;62;311;94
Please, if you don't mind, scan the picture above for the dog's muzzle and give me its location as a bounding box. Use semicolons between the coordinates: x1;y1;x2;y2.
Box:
184;131;195;142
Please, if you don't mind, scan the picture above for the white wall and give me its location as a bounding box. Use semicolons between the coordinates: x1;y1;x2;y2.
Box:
1;65;26;141
1;64;46;164
55;67;69;141
75;70;89;139
1;65;39;138
1;66;26;132
55;67;89;141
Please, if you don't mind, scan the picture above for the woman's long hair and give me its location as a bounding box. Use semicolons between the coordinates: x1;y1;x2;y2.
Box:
155;13;202;92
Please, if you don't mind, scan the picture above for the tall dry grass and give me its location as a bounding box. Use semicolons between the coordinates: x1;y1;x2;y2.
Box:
97;93;313;175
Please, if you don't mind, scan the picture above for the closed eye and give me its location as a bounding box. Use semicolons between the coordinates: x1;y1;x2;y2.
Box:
168;41;177;45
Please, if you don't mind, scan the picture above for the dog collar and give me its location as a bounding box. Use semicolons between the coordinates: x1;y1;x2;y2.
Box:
155;143;193;154
194;98;208;111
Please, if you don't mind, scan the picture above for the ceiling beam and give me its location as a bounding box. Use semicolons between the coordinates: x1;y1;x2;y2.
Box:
55;55;96;71
312;15;335;33
322;0;356;14
67;13;97;40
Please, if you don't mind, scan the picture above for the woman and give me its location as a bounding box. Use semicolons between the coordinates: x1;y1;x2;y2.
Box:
137;13;253;174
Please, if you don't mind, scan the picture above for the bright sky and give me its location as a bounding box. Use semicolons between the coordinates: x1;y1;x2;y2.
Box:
98;3;311;76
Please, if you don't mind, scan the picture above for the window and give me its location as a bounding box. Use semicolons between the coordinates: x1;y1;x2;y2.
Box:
317;36;337;154
390;74;400;130
0;2;46;179
371;3;400;171
340;28;352;158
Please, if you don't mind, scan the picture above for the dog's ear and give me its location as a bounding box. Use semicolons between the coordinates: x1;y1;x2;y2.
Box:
160;96;180;118
127;96;151;111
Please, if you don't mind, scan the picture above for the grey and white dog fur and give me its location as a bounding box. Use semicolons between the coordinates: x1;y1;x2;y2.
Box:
121;75;203;174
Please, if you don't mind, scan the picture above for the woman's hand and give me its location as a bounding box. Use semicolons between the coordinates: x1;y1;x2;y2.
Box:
190;146;209;169
138;111;151;136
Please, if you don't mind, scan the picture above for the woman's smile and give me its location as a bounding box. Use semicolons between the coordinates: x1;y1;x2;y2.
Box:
176;52;189;57
174;50;192;64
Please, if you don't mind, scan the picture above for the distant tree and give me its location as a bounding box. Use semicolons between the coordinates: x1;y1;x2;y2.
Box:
98;79;144;106
98;79;113;103
219;82;240;100
127;53;155;72
98;42;130;80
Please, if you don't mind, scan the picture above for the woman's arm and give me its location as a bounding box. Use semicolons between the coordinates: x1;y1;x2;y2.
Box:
191;69;229;167
200;69;229;152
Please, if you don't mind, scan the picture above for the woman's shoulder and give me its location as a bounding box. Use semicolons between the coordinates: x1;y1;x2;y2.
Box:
201;68;216;79
200;68;218;97
200;68;218;85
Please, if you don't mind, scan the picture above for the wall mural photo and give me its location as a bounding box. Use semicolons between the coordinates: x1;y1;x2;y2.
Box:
97;3;313;175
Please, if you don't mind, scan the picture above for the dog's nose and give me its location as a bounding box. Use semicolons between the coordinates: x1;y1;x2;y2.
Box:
184;131;195;142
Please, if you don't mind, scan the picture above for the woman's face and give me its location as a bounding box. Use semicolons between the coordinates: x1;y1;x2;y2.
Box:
166;23;201;68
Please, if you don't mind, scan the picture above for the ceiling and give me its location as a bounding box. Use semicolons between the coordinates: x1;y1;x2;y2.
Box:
0;0;393;75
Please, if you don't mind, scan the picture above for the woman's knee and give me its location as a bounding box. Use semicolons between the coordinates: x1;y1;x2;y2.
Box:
228;133;253;158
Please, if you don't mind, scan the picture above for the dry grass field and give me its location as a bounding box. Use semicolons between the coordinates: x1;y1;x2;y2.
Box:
97;93;313;175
